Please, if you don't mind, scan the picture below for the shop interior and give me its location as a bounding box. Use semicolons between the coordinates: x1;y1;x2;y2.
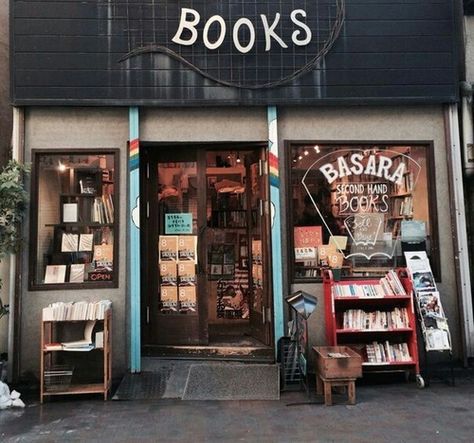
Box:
152;147;270;351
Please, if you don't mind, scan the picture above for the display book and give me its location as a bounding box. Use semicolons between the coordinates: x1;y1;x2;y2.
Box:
158;235;198;314
293;226;349;279
44;167;115;285
403;251;451;351
40;300;112;402
323;269;421;378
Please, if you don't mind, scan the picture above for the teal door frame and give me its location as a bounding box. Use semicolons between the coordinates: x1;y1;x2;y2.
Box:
128;106;285;369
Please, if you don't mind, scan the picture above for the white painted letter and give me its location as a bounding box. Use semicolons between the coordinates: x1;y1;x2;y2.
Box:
337;156;352;179
291;9;312;46
260;13;288;51
364;155;377;176
376;155;393;179
203;15;226;50
172;8;200;46
350;153;365;175
233;18;256;54
320;164;339;184
391;162;406;185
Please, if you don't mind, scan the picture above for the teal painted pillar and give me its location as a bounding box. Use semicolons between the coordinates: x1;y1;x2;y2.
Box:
268;106;285;350
129;107;141;373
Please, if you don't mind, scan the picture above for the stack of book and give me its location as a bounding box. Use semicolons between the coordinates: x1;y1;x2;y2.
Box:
42;300;112;321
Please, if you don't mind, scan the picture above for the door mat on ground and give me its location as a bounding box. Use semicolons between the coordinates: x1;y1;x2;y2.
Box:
112;370;170;400
182;363;280;400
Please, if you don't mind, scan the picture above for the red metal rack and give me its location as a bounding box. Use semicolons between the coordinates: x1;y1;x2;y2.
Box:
323;269;423;386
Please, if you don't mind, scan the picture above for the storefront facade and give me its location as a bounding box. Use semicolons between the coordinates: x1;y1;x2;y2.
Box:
10;0;473;381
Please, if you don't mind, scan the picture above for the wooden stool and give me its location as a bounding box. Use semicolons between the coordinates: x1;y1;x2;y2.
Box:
316;375;356;406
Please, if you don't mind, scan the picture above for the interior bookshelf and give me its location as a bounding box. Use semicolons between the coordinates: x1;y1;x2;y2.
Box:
323;269;420;378
40;305;112;403
34;156;117;287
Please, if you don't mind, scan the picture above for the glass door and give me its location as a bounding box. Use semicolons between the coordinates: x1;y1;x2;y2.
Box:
247;148;273;346
142;147;208;346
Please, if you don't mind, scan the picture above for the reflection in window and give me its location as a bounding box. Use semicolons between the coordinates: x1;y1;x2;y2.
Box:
290;144;435;280
32;151;117;288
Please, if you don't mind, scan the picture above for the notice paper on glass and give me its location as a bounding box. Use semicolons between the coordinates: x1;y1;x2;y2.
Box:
159;235;178;262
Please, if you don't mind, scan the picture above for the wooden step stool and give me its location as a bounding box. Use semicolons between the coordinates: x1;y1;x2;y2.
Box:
316;375;356;406
313;346;362;406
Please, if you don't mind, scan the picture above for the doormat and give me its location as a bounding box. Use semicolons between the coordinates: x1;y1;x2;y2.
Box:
112;370;170;400
182;363;280;400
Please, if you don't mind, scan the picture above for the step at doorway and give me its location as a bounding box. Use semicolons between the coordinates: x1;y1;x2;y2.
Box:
113;359;280;401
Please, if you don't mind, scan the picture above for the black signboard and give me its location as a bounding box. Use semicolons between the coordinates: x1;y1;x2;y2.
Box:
11;0;459;106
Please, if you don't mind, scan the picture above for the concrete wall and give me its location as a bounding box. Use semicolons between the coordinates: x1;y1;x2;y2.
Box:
21;107;130;378
464;16;474;84
278;105;461;358
19;104;461;380
0;0;11;166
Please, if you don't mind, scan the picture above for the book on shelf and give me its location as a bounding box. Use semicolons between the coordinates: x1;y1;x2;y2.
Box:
62;320;96;351
69;264;85;283
342;308;409;330
61;233;79;252
333;270;406;298
63;203;78;223
78;234;93;252
44;265;67;284
365;341;411;363
44;343;63;351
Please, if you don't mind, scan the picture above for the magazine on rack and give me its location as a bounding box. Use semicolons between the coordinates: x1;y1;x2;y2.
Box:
404;251;452;351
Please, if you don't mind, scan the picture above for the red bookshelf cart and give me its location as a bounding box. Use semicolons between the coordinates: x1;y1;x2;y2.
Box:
323;269;423;386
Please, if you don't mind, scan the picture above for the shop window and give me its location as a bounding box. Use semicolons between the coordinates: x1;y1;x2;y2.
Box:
288;143;439;281
30;150;119;289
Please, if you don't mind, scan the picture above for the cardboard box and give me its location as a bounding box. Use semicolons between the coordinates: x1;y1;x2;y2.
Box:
313;346;362;379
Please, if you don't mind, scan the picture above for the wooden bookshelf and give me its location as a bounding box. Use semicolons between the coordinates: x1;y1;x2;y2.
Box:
40;309;112;403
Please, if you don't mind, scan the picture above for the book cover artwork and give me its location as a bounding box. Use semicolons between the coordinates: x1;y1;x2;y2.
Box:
160;286;178;311
178;235;197;263
178;262;196;286
179;286;197;311
159;235;178;262
160;263;178;286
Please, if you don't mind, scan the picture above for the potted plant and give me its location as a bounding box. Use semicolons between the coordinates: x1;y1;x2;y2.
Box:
0;160;30;369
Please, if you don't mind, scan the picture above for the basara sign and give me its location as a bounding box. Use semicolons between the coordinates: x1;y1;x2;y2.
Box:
302;149;422;260
119;0;345;89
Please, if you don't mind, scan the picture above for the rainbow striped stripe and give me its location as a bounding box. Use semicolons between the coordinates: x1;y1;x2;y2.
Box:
129;138;139;171
269;152;279;188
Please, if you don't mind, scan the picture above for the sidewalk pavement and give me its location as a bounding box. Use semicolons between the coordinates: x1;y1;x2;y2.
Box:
1;379;473;442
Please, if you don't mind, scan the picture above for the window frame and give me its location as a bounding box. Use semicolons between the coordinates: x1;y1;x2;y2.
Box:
29;148;120;291
285;140;441;283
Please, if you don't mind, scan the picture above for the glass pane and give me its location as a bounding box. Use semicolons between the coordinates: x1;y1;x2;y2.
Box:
157;161;198;314
290;144;432;279
34;152;116;286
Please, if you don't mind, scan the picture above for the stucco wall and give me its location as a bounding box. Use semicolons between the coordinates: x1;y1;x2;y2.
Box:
21;107;130;378
278;105;460;359
19;104;461;381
